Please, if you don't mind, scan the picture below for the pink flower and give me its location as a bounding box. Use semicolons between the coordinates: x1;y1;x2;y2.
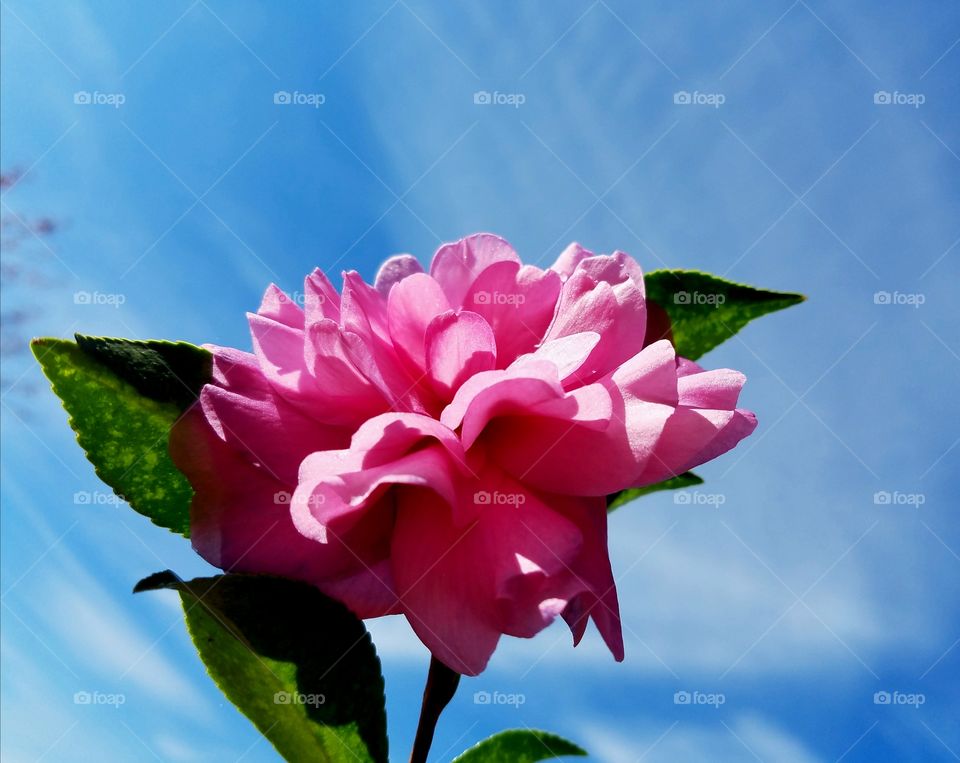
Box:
171;234;756;675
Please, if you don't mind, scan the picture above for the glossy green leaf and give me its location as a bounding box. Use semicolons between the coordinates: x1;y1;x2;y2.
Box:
452;729;586;762
74;334;211;409
644;270;804;360
136;572;388;763
31;336;210;535
607;471;704;511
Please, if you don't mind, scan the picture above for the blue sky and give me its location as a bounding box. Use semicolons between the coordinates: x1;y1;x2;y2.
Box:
2;2;958;761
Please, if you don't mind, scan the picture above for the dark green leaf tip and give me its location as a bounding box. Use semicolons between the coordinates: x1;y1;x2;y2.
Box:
74;334;212;410
452;729;587;762
133;569;183;593
644;270;805;360
607;472;704;511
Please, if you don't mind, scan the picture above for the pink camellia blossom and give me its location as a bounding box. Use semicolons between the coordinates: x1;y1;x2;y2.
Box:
171;233;757;675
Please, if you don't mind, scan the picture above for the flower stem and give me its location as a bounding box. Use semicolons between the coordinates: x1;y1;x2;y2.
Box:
409;655;461;763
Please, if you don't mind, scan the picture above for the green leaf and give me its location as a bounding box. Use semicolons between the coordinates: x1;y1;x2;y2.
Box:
31;336;211;536
136;572;388;763
452;729;586;763
74;335;211;409
644;270;804;360
607;471;704;511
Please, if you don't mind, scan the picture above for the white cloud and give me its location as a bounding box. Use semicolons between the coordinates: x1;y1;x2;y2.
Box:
16;547;213;720
579;714;822;763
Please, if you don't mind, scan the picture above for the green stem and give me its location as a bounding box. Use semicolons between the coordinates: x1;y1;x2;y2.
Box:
409;655;461;763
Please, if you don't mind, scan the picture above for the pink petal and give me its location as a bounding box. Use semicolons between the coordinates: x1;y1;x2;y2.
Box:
429;233;521;308
462;260;562;366
425;310;497;399
199;383;347;484
391;488;502;675
170;405;399;618
304;319;389;425
340;271;392;347
553;494;623;660
258;284;305;329
293;445;461;541
483;341;679;495
390;468;599;673
296;411;470;504
304;269;342;325
634;361;757;484
441;361;566;449
387;272;451;372
551;242;595;280
515;331;601;385
339;271;439;413
677;368;746;410
543;252;647;382
248;313;316;406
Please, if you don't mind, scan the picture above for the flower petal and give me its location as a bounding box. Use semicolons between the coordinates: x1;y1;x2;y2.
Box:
258;284;304;329
551;242;595;280
387;272;451;372
170;404;399;617
430;233;521;308
543;252;647;381
425;310;497;399
391;488;501;675
304;268;342;325
462;260;562;366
